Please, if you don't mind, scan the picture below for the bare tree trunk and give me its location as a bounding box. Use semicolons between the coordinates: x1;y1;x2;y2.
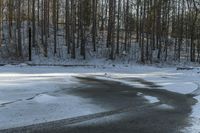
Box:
53;0;57;55
124;0;129;52
116;0;121;55
44;0;48;57
32;0;36;48
71;0;76;59
0;0;2;47
92;0;97;52
17;0;22;57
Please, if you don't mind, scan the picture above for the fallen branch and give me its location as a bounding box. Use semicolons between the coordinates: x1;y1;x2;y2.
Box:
177;67;195;70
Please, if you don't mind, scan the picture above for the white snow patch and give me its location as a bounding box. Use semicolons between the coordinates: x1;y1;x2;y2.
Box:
157;104;174;110
191;95;200;119
33;94;57;104
143;95;160;104
183;118;200;133
161;82;198;94
137;92;143;96
95;76;147;88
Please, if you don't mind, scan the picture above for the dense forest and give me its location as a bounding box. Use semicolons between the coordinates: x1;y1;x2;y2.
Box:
0;0;199;63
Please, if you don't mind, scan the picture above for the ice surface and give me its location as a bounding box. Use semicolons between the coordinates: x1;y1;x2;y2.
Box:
0;64;200;131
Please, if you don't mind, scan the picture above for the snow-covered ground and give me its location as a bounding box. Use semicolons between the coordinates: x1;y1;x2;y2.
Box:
0;62;200;132
0;67;107;129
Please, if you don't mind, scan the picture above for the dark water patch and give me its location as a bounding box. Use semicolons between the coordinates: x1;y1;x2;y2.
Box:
63;76;197;133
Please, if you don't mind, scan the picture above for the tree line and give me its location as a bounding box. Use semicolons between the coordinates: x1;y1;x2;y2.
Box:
0;0;199;63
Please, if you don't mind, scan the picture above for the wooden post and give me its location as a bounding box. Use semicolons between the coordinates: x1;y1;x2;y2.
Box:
29;27;32;61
